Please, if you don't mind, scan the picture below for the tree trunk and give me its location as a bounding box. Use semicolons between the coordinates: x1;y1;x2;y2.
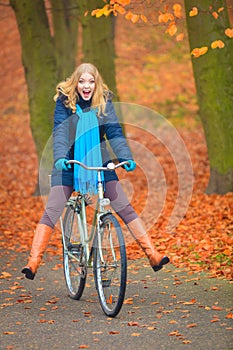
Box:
184;0;233;194
51;0;79;80
79;0;118;99
10;0;57;161
10;0;80;195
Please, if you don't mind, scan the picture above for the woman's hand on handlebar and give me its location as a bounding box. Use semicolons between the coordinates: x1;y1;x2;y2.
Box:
55;158;71;171
123;160;136;172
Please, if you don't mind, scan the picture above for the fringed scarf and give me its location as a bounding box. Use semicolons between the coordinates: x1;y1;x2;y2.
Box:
74;104;104;194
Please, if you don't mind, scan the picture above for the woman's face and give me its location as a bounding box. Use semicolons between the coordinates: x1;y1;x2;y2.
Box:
77;72;95;101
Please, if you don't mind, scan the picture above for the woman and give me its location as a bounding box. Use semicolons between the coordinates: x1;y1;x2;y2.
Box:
22;63;169;280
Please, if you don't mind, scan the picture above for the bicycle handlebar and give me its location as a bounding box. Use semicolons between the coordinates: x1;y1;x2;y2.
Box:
66;160;129;171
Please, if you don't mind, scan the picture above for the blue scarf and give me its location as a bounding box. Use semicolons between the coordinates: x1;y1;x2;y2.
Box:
74;104;103;194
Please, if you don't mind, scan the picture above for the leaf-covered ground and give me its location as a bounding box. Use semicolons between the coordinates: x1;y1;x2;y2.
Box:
0;5;232;280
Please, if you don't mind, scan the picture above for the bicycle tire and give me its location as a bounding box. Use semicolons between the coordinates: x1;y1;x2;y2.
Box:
93;214;127;317
63;205;87;300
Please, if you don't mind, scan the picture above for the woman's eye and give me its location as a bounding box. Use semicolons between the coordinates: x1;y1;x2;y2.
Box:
79;79;95;84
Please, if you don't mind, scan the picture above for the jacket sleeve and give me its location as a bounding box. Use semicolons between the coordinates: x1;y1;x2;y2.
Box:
103;100;133;162
53;97;75;163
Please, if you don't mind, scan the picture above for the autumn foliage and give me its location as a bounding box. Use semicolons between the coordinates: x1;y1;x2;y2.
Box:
91;1;233;58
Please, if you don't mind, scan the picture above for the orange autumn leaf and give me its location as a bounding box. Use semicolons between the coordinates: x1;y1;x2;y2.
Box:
222;248;231;255
106;294;113;304
128;321;139;326
140;14;147;23
211;40;225;49
117;0;130;5
183;298;197;305
0;271;12;279
114;5;126;15
176;33;184;41
212;305;223;311
124;297;133;305
169;330;182;336
130;14;140;24
125;11;133;20
191;46;208;57
187;323;198;328
212;11;219;19
109;331;120;334
218;7;224;13
91;8;104;18
166;23;177;37
91;5;112;18
125;10;140;23
225;28;233;38
158;12;174;23
189;7;198;17
173;4;182;19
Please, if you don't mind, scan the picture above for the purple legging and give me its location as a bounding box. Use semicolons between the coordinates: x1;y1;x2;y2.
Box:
40;181;137;228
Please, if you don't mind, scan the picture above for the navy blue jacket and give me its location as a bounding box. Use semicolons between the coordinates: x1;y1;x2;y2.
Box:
51;95;133;187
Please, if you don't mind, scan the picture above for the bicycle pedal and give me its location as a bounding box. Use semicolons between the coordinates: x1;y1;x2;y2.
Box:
68;242;82;253
102;278;111;288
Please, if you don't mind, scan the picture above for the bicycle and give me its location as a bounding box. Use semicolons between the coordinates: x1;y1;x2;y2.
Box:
60;160;128;317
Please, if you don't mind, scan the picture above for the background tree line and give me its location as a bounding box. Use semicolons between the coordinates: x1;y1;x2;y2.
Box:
7;0;233;194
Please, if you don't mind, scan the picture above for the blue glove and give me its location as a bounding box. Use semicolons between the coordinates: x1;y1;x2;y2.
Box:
124;160;136;172
55;158;71;171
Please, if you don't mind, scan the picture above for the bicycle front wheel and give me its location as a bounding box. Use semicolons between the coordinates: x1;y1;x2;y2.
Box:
63;205;87;300
93;214;127;317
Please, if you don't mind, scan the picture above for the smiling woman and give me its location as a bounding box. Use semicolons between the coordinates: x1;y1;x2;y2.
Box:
54;63;109;116
77;73;96;101
21;62;169;281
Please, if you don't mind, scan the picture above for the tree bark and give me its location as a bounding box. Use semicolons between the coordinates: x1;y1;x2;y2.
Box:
79;0;118;99
10;0;57;162
51;0;79;80
184;0;233;194
10;0;80;195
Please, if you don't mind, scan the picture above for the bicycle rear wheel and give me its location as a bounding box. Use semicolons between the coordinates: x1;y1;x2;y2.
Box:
63;205;87;300
93;214;127;317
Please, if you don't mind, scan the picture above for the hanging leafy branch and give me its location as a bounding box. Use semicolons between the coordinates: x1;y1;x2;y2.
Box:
90;0;233;57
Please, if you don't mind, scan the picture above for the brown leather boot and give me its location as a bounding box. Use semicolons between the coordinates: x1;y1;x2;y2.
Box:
21;224;53;280
127;218;169;272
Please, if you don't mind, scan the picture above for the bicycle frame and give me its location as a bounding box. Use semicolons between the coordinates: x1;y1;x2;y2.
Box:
60;162;119;269
61;160;129;316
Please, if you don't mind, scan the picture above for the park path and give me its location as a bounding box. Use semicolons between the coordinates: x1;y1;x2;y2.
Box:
1;250;232;350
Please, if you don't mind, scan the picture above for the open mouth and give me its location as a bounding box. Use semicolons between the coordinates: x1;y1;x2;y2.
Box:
83;90;91;99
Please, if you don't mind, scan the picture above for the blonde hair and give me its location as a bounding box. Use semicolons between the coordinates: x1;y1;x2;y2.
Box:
54;63;110;116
